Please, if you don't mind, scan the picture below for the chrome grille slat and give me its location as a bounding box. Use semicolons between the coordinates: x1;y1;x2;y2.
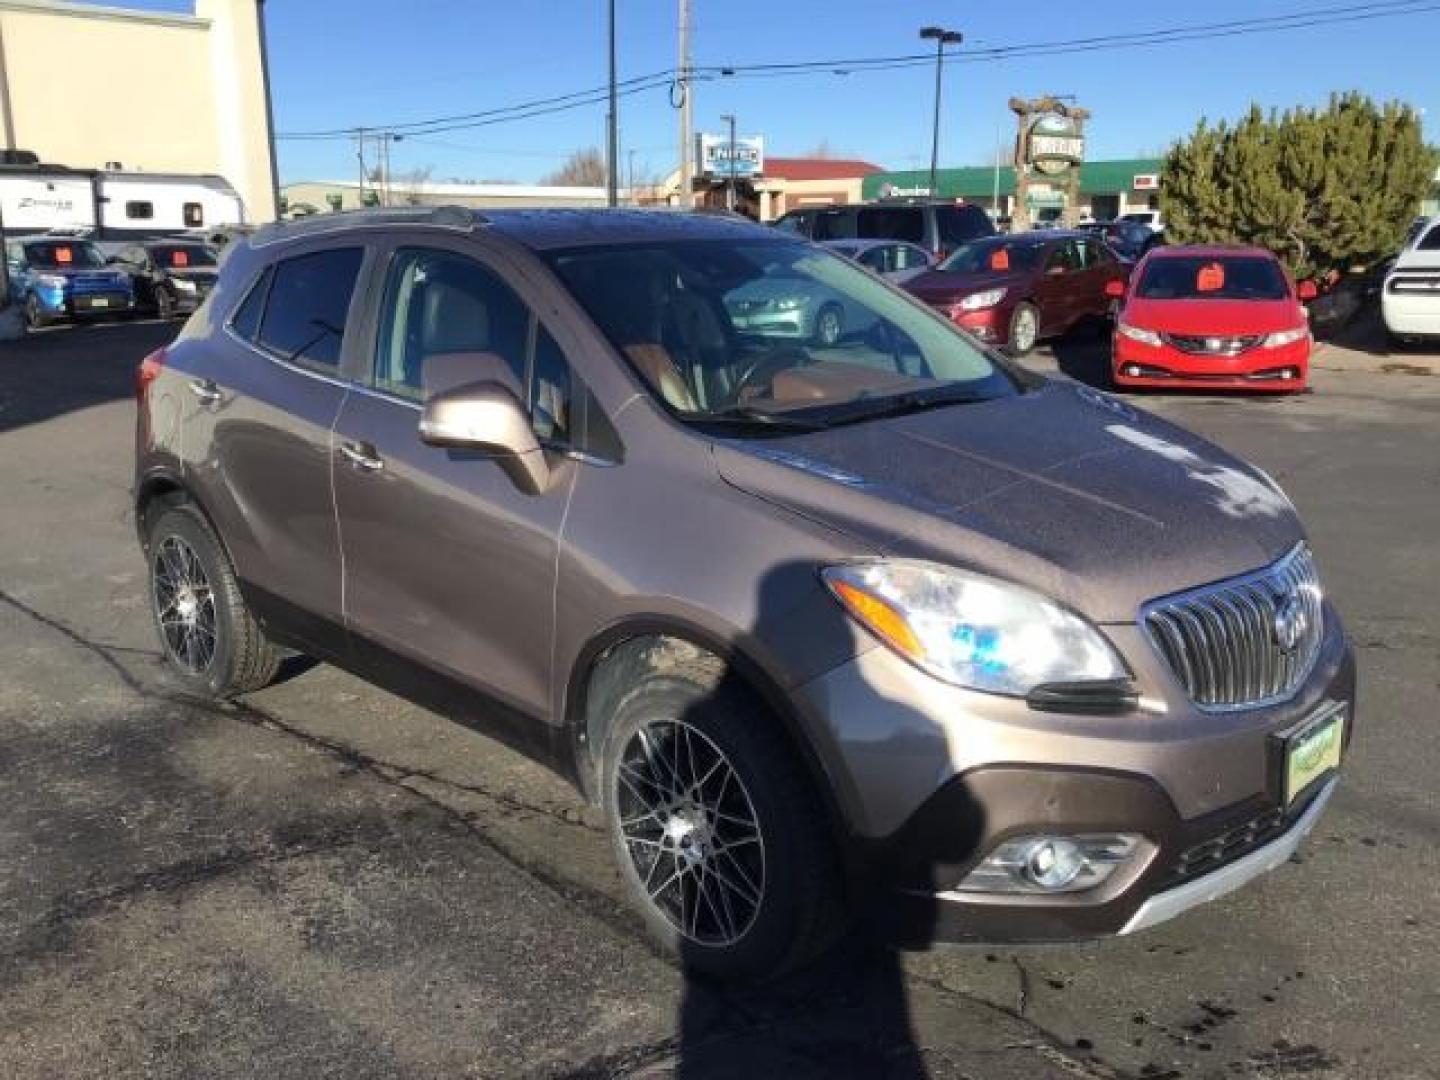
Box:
1142;544;1323;710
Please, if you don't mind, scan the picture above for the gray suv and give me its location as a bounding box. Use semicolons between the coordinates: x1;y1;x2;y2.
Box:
134;207;1354;980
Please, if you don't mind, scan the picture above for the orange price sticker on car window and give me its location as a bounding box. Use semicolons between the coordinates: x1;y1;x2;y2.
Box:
172;250;189;267
1196;262;1225;292
55;247;73;264
989;248;1010;271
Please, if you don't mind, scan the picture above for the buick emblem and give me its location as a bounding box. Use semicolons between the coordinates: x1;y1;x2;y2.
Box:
1272;595;1306;653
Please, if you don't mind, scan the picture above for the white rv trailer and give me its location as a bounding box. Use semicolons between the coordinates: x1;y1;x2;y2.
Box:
0;165;245;240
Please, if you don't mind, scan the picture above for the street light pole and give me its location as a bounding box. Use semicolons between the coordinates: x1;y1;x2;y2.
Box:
720;113;736;211
677;0;693;209
920;26;962;199
606;0;619;207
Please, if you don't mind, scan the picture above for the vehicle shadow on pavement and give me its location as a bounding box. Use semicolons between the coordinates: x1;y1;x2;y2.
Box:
1047;324;1116;391
0;320;176;433
666;563;988;1079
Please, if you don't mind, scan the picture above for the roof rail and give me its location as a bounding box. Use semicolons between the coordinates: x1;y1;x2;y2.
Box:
250;204;486;247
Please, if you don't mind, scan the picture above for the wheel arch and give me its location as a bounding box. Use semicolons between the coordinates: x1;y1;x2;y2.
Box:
563;617;856;854
134;470;236;569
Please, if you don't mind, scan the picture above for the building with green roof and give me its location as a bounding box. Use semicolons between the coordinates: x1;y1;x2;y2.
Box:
861;158;1164;222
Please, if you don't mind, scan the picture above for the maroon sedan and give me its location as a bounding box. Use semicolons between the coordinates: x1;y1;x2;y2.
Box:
904;232;1127;356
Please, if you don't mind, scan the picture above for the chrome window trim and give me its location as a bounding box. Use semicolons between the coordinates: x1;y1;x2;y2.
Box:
1140;542;1324;713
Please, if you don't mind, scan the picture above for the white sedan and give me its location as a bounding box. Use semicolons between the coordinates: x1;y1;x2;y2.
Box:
1382;219;1440;345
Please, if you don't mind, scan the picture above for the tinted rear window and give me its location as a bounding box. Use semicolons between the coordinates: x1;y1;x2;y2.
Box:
1137;256;1288;301
855;207;924;244
256;248;364;368
936;205;995;245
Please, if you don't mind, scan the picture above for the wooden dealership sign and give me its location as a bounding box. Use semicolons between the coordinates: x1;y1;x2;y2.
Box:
1009;96;1089;231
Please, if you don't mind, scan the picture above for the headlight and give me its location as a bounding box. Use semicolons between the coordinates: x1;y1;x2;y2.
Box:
172;278;197;292
36;274;67;288
956;287;1006;312
821;561;1127;695
774;296;804;311
1262;327;1308;349
1117;321;1161;346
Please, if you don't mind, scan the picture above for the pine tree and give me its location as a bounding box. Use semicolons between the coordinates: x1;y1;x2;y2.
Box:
1160;94;1437;278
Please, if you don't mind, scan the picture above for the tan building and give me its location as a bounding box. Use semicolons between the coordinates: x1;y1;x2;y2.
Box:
654;157;884;221
0;0;277;221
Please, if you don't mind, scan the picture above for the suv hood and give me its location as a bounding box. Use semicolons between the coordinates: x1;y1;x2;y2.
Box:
712;381;1304;623
1392;248;1440;272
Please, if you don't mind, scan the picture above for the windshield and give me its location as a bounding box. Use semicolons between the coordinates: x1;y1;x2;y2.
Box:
939;237;1045;274
149;244;218;268
1136;255;1289;301
547;239;1019;426
1417;223;1440;251
23;241;107;269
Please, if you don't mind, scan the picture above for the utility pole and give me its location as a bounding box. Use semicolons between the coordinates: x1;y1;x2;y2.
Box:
628;149;638;205
606;0;619;207
677;0;693;209
353;127;368;207
992;123;1002;228
380;132;391;207
721;113;737;211
920;26;962;199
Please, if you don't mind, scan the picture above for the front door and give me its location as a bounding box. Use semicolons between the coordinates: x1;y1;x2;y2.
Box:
331;241;576;723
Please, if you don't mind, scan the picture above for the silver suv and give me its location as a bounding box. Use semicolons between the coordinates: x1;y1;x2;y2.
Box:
134;207;1354;980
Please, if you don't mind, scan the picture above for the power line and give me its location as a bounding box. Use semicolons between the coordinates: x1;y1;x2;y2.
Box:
275;1;1439;142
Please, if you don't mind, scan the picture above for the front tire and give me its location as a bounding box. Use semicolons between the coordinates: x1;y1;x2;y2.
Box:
146;504;280;698
1006;301;1040;357
24;293;49;331
600;648;844;981
813;303;843;348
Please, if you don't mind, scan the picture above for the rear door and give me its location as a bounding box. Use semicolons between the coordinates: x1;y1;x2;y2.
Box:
330;236;579;724
1033;240;1082;334
1076;238;1121;321
180;243;367;653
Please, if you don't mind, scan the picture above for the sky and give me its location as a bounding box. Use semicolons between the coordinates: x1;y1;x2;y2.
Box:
104;1;1440;185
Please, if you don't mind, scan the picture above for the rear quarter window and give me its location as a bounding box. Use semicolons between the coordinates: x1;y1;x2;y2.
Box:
255;247;364;369
229;266;272;342
936;205;995;246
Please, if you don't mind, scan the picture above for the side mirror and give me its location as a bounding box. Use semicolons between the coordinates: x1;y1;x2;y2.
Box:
419;380;550;495
1296;280;1319;301
1104;279;1126;299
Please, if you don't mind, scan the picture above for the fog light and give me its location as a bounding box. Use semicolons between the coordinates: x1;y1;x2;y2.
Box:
1282;368;1296;380
1023;838;1085;889
1124;364;1142;377
955;834;1144;895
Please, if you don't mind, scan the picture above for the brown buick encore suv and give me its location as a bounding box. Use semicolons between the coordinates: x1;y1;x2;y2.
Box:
134;207;1354;980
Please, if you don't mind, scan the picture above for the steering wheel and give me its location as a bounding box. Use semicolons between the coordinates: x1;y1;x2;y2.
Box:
729;345;815;404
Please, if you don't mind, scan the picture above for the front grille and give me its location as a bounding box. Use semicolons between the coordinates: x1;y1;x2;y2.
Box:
1163;332;1263;356
1143;544;1323;710
1387;273;1440;294
1167;806;1287;884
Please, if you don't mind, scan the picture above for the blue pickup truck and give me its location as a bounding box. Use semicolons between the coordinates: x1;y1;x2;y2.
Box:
5;238;135;329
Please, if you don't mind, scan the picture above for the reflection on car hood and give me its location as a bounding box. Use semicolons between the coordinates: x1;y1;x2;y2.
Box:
712;381;1303;622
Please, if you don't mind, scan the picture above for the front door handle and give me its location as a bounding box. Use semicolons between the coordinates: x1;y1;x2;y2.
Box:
339;441;385;472
188;378;222;405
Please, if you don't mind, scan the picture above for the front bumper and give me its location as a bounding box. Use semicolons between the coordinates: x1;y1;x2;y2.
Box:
728;309;810;338
794;605;1354;943
1381;291;1440;337
1112;333;1309;390
42;290;134;319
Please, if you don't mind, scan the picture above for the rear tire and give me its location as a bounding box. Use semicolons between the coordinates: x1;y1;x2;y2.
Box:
146;504;280;698
600;646;845;982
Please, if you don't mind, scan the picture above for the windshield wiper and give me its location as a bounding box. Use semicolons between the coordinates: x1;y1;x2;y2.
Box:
694;406;828;431
820;386;994;425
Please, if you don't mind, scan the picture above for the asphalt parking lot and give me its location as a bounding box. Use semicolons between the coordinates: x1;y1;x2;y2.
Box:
1;317;1437;1080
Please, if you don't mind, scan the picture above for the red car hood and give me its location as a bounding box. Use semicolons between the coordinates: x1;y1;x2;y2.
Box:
905;268;1021;304
1125;297;1301;336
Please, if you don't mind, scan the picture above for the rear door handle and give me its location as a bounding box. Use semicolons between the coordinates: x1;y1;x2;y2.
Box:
339;441;384;472
188;378;222;404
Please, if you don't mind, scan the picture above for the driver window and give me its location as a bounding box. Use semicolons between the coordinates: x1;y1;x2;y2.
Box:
373;248;529;402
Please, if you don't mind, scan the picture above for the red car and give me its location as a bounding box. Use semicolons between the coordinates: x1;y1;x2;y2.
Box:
1109;246;1318;391
903;232;1126;357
